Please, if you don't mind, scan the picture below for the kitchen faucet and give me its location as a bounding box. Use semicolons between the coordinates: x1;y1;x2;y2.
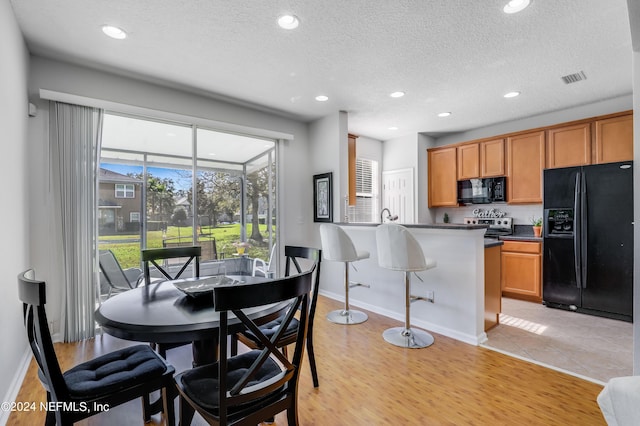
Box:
380;208;399;223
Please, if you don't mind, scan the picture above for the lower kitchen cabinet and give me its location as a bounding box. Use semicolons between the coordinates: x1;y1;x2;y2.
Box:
501;240;542;302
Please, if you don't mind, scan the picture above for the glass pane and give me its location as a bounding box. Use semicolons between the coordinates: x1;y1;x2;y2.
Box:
98;163;143;299
245;151;276;262
145;164;193;250
191;169;242;263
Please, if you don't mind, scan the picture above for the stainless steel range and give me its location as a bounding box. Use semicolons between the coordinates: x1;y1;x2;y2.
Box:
464;216;513;238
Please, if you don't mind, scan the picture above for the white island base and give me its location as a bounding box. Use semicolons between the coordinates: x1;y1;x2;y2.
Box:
318;224;488;346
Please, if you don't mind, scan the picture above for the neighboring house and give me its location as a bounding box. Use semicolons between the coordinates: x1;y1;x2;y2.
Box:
98;168;143;234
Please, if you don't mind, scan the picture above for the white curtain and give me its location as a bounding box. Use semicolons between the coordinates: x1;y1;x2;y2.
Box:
50;102;103;342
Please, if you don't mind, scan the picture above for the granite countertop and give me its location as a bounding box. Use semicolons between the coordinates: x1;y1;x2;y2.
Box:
337;222;488;230
484;239;504;248
500;224;543;242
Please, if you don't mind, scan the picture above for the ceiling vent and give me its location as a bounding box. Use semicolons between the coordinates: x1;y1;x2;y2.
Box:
561;71;587;84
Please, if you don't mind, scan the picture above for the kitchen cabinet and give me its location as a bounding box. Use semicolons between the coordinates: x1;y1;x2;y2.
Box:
485;245;501;331
594;114;633;164
480;138;505;177
546;123;591;168
456;139;505;180
506;131;545;204
348;133;357;206
501;240;542;302
457;143;480;180
428;147;458;207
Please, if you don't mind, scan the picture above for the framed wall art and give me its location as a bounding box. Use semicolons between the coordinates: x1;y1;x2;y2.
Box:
313;172;332;222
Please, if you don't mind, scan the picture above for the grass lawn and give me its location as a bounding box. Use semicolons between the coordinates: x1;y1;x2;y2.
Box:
99;223;274;269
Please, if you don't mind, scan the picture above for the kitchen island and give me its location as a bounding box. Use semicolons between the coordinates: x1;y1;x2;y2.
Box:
318;223;492;345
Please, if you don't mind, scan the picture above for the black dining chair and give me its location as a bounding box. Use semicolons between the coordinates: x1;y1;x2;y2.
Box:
174;268;314;425
18;269;176;426
234;245;322;387
142;246;201;359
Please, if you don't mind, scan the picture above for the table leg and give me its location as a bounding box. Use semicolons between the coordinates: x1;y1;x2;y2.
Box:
191;337;219;367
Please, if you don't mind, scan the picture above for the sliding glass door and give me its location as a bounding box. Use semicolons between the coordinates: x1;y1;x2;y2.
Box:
97;112;277;297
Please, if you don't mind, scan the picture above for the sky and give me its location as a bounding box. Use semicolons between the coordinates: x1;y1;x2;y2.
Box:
101;163;193;191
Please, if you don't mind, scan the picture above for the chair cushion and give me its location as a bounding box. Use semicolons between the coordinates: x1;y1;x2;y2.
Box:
179;350;283;414
63;345;169;398
241;314;299;345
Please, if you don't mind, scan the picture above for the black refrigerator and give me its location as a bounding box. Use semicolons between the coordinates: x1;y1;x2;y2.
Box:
543;161;633;322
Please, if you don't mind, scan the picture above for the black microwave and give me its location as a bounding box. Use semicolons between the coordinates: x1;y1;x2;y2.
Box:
457;177;506;204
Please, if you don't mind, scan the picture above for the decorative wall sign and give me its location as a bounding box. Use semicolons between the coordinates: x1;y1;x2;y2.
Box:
313;172;332;222
472;208;507;218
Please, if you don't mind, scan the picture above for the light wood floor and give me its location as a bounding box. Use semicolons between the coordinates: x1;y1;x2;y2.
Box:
9;296;606;425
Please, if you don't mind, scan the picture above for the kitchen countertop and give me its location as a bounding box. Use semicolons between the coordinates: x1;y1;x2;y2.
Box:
337;222;488;230
500;225;543;242
484;239;504;248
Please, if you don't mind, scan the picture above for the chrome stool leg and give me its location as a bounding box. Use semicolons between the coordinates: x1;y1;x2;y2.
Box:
327;261;368;324
383;271;433;348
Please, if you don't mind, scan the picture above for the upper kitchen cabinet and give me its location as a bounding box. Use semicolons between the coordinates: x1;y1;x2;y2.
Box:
546;123;591;168
457;143;480;180
457;139;505;179
428;146;458;207
506;131;545;204
348;133;357;205
480;138;505;177
594;113;633;164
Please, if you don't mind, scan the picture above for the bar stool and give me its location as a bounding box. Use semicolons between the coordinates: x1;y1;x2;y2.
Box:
319;223;369;324
376;223;437;348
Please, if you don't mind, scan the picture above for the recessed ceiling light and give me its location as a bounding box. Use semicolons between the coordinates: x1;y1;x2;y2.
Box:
388;126;399;130
390;91;405;98
278;14;299;29
102;25;127;40
315;95;329;102
437;112;452;117
503;0;531;14
208;152;216;156
504;91;521;98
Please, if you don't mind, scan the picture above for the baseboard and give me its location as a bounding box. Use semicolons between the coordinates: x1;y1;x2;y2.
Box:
318;290;485;346
0;348;32;426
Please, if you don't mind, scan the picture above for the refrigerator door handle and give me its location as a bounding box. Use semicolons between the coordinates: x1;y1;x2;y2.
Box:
573;172;582;289
581;173;588;288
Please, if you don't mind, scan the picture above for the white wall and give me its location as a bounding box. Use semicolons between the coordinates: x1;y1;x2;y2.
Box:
382;133;438;224
27;56;314;339
309;111;347;235
0;1;31;418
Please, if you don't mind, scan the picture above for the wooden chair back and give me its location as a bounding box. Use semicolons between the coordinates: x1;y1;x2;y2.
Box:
142;246;201;282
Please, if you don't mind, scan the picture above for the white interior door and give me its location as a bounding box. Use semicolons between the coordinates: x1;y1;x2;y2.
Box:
382;168;414;223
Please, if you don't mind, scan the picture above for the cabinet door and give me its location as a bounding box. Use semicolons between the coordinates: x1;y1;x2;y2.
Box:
480;138;505;177
501;247;542;302
457;143;480;180
506;131;545;203
546;123;591;168
594;114;633;164
428;147;458;207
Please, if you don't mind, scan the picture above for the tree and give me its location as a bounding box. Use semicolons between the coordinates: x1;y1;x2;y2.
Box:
188;171;240;227
246;163;274;245
129;173;176;222
172;207;187;226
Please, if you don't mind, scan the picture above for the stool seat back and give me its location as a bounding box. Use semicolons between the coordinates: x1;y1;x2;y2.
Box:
320;224;360;262
376;224;430;272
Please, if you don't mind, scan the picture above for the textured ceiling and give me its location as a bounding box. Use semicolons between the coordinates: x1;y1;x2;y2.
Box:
9;0;633;140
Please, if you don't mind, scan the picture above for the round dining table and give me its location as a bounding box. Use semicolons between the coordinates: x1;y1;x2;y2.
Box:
95;275;287;365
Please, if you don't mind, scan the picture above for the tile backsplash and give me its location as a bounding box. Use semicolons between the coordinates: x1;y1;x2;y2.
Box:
434;204;543;226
